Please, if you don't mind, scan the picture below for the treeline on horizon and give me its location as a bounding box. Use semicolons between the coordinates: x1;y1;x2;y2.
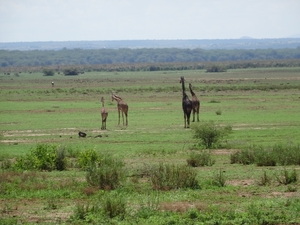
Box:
1;47;300;69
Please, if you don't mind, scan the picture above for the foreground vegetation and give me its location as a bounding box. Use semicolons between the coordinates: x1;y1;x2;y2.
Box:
0;66;300;224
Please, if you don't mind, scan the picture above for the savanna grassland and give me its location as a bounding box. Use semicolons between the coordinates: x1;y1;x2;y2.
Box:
1;67;300;224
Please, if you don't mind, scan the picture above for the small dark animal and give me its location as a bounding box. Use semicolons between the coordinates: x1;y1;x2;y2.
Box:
78;131;87;138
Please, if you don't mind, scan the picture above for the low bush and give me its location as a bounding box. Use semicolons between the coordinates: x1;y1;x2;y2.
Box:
192;121;232;149
150;163;199;190
77;149;99;170
231;143;300;166
230;148;256;165
86;155;125;190
187;151;215;167
14;144;67;171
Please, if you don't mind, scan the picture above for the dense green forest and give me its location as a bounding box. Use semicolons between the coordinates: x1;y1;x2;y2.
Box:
1;47;300;69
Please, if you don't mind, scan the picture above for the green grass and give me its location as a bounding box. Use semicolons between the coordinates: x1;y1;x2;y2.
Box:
1;68;300;224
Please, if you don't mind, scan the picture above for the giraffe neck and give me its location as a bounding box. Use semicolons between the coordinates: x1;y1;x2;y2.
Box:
181;78;187;97
112;94;122;103
189;85;195;96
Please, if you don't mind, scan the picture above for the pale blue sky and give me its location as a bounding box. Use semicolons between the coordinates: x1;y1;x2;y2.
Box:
1;0;300;42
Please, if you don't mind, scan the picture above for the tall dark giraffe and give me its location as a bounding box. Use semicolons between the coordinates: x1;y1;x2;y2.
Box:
100;97;108;130
111;94;128;126
189;83;200;122
180;77;192;128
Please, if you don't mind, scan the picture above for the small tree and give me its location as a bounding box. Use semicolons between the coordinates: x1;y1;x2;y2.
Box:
43;68;55;76
192;121;232;149
63;68;79;76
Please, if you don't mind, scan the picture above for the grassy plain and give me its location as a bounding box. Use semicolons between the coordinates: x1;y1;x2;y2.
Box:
0;67;300;224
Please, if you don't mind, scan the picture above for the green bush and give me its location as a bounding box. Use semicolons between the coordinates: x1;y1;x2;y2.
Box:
150;163;199;190
86;155;125;190
187;151;215;167
192;121;232;149
77;149;99;170
230;148;255;165
63;68;79;76
14;144;67;171
42;68;54;76
231;144;300;166
206;65;227;72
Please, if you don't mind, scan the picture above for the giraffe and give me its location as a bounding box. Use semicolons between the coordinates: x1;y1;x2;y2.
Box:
100;97;108;130
189;83;200;122
180;76;192;128
111;94;128;126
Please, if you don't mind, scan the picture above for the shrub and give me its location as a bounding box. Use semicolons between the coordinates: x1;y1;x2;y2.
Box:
42;68;55;76
255;149;276;166
215;109;222;115
150;163;199;190
206;65;227;72
272;144;300;165
86;155;125;190
14;144;67;171
63;68;79;76
230;148;255;165
187;151;215;167
55;146;67;171
77;149;99;170
231;144;300;166
192;121;232;149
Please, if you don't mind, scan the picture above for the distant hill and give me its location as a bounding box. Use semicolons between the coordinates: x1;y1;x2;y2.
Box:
1;38;300;51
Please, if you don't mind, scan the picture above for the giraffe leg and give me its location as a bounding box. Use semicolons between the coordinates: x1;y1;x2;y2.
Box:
125;112;128;126
184;114;187;128
192;110;195;122
118;110;120;125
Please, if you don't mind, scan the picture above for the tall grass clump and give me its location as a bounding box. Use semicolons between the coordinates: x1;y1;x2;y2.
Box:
14;144;67;171
187;150;215;167
276;168;298;185
150;163;199;190
211;169;227;187
192;121;232;149
70;192;126;223
86;155;125;190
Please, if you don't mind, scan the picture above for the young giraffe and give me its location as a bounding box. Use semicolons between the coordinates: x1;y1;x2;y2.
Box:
100;97;108;130
180;76;192;128
111;94;128;126
189;83;200;122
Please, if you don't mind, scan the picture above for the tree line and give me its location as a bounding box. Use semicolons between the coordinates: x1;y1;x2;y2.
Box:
1;47;300;68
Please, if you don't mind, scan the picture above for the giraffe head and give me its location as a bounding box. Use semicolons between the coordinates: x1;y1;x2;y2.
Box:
180;76;185;84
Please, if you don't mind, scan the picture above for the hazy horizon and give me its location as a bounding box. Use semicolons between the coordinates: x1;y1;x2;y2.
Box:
1;0;300;43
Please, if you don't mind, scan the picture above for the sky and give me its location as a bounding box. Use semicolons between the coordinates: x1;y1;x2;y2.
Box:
1;0;300;43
